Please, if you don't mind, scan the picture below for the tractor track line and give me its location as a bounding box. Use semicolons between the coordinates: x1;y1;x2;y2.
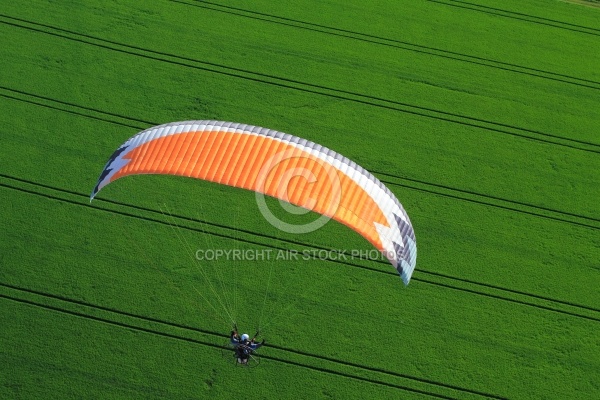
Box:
2;85;599;232
1;15;599;154
0;92;143;130
3;172;599;318
375;171;600;226
427;0;600;36
1;87;598;232
1;293;459;399
0;282;500;398
3;173;600;316
4;80;599;235
0;85;155;126
0;282;506;399
171;0;600;90
380;179;599;231
2;178;599;323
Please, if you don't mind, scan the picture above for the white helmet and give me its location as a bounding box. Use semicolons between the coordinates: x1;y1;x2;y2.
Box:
241;333;250;341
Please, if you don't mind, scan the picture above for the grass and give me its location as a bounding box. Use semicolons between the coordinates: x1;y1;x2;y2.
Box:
1;0;599;399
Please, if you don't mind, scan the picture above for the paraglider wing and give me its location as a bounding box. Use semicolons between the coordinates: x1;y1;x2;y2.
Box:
91;121;416;284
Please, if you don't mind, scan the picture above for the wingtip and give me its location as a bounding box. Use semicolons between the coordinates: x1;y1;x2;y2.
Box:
398;262;412;286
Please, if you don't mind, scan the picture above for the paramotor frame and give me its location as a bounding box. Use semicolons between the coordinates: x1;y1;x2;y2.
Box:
221;339;261;368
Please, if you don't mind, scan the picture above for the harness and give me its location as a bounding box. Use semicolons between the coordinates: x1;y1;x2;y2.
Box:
235;342;253;360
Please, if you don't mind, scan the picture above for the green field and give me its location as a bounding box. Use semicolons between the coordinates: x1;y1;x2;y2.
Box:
1;0;599;398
